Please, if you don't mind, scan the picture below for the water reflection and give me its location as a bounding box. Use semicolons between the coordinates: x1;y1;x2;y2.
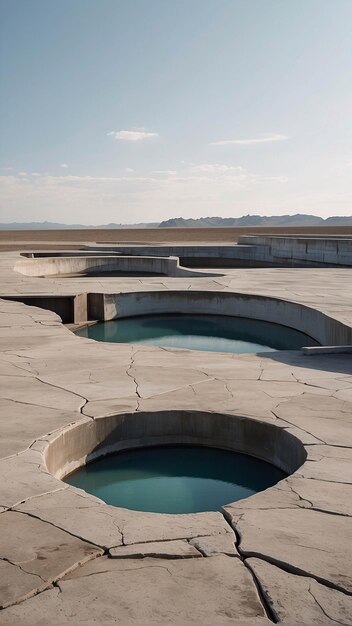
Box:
76;314;318;353
66;445;286;514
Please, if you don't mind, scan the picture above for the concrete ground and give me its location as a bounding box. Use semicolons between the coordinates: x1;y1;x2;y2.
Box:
0;243;351;625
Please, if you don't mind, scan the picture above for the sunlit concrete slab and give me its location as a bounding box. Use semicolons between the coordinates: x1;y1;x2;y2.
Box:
0;245;351;624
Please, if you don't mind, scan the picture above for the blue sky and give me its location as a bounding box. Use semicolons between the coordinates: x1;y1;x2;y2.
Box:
1;0;351;224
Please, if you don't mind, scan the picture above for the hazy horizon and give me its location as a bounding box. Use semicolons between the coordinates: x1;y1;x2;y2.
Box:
1;212;352;230
1;0;351;224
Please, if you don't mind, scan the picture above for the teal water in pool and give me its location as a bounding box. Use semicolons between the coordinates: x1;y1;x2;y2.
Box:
76;314;318;353
66;446;286;513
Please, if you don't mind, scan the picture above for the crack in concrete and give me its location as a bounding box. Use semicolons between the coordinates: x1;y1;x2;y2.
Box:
34;375;88;412
223;382;235;400
188;385;198;398
81;397;140;418
126;351;141;407
0;358;37;376
72;562;174;581
310;507;352;517
220;510;275;622
258;368;265;381
244;560;278;623
131;374;218;403
0;396;77;413
222;506;352;606
0;557;46;583
53;580;63;594
297;474;352;486
0;419;83;464
270;408;327;444
185;542;206;558
9;509;106;551
0;550;104;611
307;584;347;625
232;532;352;597
286;484;313;509
8;486;69;512
109;530;232;549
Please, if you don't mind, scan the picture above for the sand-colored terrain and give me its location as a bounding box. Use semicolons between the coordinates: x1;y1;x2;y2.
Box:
0;225;352;251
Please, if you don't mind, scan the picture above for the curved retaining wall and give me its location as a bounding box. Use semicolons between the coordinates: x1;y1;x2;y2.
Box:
44;410;307;481
89;290;352;346
14;255;209;278
238;235;352;267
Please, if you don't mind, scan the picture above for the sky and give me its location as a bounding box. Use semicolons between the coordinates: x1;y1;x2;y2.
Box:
1;0;352;224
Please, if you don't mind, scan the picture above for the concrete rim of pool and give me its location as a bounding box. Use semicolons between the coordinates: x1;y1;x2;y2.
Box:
44;410;307;515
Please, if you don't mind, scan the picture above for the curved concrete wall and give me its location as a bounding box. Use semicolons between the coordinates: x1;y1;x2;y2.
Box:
238;235;352;267
90;290;352;346
14;255;210;278
84;235;352;267
44;410;307;482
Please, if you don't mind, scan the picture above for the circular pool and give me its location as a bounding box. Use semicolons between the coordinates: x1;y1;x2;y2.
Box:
76;314;318;353
65;445;286;514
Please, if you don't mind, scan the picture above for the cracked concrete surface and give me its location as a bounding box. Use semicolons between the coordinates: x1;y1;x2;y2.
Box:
0;250;351;624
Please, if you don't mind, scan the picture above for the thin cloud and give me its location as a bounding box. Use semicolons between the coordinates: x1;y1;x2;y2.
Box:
60;163;69;168
107;129;159;141
152;170;177;176
210;133;289;146
189;163;244;174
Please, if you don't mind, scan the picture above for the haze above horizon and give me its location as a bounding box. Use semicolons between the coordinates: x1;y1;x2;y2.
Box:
1;0;351;224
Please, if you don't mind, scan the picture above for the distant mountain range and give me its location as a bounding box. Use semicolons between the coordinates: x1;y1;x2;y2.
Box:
0;221;159;230
0;214;351;229
158;214;352;227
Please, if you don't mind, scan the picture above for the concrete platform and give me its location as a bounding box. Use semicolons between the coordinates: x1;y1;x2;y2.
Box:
0;246;351;625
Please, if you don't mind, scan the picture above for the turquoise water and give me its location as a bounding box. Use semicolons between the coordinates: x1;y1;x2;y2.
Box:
76;314;318;353
66;445;286;513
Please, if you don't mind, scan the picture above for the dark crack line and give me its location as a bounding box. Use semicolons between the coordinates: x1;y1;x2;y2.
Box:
271;409;326;444
185;540;206;558
81;396;140;417
286;484;313;508
34;375;89;411
8;486;69;511
307;584;348;625
0;582;54;612
0;552;105;611
1;418;82;463
110;531;232;549
0;396;77;413
10;509;107;551
238;548;351;597
221;509;275;622
69;563;174;581
223;509;352;602
244;560;278;623
310;507;352;518
1;557;46;583
53;580;63;594
143;376;218;402
299;476;352;486
306;443;352;451
126;352;141;402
